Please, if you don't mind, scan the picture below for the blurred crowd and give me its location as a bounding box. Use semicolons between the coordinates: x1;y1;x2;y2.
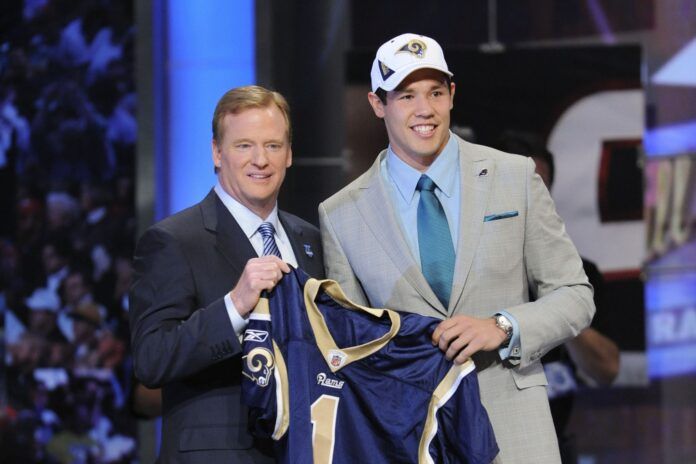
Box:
1;0;137;462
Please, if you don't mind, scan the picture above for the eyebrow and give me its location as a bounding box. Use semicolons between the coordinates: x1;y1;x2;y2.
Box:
230;137;287;144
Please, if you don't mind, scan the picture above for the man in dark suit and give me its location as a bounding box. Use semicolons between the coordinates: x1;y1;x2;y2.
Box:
129;85;324;463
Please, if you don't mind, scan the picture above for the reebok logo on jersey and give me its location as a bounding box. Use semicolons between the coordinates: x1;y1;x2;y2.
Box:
317;373;344;389
244;329;269;342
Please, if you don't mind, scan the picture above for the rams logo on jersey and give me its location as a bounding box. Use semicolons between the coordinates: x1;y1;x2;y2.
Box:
243;347;275;387
397;38;427;58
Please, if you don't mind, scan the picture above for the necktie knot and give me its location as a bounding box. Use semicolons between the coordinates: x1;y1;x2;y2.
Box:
416;175;437;193
258;222;276;240
258;222;282;258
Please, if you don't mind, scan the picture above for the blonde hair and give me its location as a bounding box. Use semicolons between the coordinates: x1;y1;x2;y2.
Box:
212;85;292;145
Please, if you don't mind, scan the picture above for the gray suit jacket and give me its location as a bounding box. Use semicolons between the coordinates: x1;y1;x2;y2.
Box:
130;190;324;463
318;136;594;464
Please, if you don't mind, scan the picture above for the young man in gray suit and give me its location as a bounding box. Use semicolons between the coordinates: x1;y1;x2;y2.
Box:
319;33;594;463
130;85;324;463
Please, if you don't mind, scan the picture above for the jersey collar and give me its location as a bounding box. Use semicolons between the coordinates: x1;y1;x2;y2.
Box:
304;278;401;373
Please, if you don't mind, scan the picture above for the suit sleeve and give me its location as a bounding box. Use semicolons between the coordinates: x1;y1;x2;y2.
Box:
129;226;241;388
506;157;595;368
318;202;369;306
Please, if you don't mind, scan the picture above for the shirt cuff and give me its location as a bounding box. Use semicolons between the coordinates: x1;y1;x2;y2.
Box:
224;292;249;337
497;310;521;365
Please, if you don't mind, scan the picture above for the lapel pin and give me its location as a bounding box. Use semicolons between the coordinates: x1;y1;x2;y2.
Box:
303;244;314;258
478;168;488;177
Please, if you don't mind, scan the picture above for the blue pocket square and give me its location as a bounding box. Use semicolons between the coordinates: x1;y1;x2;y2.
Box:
484;211;519;222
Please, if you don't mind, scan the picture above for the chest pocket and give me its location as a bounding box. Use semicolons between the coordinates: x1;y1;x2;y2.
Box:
476;212;523;274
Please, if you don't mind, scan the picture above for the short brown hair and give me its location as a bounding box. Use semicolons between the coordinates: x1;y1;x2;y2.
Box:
212;85;292;145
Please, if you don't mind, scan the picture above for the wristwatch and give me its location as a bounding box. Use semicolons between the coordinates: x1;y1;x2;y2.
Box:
493;313;513;348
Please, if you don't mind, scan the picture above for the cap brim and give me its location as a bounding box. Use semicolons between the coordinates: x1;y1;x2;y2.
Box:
377;62;453;92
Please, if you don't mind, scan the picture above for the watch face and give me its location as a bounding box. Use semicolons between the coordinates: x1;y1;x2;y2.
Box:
496;315;512;334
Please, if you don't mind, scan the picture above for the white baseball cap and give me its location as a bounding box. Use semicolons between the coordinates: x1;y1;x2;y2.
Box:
370;33;453;93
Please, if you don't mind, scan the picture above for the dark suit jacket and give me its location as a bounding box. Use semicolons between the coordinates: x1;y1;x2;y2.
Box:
129;190;324;463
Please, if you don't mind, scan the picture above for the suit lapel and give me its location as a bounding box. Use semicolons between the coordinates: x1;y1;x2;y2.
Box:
448;139;493;314
353;153;447;315
279;212;322;277
201;191;257;275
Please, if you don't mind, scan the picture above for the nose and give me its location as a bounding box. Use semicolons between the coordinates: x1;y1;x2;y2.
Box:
414;94;434;118
251;146;270;167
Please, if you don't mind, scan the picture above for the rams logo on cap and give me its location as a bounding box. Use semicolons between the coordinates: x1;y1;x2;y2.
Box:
397;39;427;58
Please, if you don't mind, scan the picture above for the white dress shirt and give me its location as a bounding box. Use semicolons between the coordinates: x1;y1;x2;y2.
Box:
214;183;298;336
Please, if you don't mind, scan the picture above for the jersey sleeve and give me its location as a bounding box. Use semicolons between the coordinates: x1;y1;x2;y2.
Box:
241;299;289;440
424;360;499;464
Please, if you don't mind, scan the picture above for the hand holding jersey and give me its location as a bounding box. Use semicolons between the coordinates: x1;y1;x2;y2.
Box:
432;315;511;365
230;255;290;317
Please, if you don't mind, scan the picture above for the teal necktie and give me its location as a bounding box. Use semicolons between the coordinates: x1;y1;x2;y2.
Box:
416;175;455;308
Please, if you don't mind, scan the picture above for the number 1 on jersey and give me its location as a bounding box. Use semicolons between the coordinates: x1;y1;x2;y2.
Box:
311;394;339;464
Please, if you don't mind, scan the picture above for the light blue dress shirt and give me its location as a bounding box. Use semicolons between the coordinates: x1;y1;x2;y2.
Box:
380;132;461;265
380;133;520;362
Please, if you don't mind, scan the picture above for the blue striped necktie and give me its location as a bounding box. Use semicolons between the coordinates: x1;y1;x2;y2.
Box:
258;222;282;258
416;175;455;308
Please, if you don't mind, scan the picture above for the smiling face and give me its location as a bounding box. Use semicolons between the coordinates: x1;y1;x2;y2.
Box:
212;105;292;219
368;68;455;171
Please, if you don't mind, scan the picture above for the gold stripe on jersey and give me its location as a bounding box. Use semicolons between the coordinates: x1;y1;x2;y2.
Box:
254;297;271;316
272;339;290;440
418;358;476;463
303;278;401;373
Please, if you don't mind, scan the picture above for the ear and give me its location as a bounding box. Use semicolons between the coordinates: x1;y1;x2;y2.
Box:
367;92;385;118
286;146;293;168
449;81;456;110
211;139;222;169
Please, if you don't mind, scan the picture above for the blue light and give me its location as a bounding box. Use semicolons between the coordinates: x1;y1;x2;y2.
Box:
646;272;696;378
164;0;255;216
643;120;696;158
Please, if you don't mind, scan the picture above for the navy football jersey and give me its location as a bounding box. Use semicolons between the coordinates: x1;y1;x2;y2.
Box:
241;268;498;464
